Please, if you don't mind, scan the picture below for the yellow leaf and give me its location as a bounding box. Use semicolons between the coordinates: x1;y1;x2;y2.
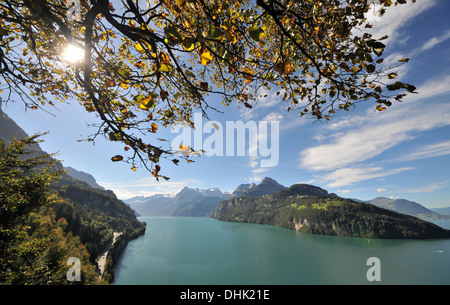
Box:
159;52;170;64
242;67;254;83
134;43;145;53
138;97;155;110
158;63;173;72
200;49;213;66
120;83;129;90
182;38;195;51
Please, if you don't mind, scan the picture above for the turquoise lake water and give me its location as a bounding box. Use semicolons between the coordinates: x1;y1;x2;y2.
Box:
114;216;450;285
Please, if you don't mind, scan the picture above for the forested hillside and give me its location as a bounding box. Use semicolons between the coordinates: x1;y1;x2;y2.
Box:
213;184;450;239
0;108;145;284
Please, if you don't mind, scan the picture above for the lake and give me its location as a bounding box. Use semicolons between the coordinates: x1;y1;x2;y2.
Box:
114;216;450;285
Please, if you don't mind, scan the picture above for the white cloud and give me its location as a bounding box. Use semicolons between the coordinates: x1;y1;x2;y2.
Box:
263;112;283;122
299;76;450;172
401;181;448;194
337;189;352;194
377;188;387;193
410;30;450;56
322;166;414;188
362;0;437;44
397;140;450;162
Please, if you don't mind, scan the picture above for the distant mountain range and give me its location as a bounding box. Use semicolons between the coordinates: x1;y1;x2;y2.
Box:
125;176;289;217
366;197;449;220
125;187;230;217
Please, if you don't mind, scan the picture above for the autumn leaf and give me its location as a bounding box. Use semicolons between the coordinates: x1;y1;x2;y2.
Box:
134;43;145;53
111;155;123;162
160;90;169;100
200;49;213;66
388;73;398;79
182;38;195;51
274;61;293;75
158;63;173;72
150;123;158;133
138;97;155;109
225;30;238;43
242;67;254;83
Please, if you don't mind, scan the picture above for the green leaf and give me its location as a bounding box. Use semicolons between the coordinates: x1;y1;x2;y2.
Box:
249;26;265;42
206;26;224;41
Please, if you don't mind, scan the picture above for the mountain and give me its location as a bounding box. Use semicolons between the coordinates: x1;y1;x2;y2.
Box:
64;166;105;190
236;177;286;197
125;186;230;217
368;197;450;220
213;183;450;239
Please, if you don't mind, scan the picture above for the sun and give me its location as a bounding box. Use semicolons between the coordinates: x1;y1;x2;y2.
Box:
62;44;84;64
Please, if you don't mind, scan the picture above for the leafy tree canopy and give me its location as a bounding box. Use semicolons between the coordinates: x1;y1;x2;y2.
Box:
0;0;416;178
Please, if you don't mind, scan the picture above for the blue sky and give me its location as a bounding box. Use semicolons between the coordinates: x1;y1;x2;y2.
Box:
2;0;450;208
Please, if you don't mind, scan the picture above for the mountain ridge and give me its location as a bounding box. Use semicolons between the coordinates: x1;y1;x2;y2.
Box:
368;197;450;220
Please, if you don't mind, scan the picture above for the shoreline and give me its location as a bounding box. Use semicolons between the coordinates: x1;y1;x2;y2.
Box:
96;232;122;280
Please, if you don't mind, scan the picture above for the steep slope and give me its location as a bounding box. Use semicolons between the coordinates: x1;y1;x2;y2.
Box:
0;107;146;282
213;183;450;239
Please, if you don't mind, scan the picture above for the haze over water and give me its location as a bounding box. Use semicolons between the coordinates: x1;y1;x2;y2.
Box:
114;217;450;285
